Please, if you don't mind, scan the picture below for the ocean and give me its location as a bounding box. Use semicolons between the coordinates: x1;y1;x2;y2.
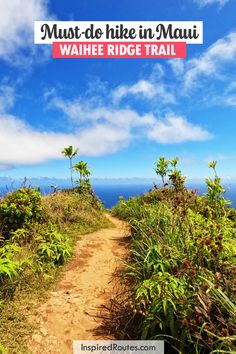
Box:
94;183;236;209
0;182;236;209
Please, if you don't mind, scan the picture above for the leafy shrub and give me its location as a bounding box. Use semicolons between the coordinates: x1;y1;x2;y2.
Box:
73;160;91;190
112;160;236;353
0;244;22;299
9;228;31;246
205;161;231;218
112;195;145;222
0;244;20;280
36;224;72;268
0;188;43;236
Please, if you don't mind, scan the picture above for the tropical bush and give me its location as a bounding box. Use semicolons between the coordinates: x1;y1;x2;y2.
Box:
35;224;72;268
73;160;91;190
0;186;109;301
0;188;43;236
0;243;22;299
112;159;236;353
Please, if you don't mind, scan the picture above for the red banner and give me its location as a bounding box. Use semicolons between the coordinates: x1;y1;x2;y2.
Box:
53;42;186;58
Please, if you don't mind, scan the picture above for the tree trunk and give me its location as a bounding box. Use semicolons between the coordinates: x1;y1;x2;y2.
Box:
70;158;73;188
162;176;165;187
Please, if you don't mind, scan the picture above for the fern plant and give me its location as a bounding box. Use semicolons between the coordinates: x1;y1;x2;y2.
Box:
36;224;71;268
0;244;22;299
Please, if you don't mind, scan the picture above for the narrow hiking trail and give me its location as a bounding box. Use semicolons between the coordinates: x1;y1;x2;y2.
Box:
28;214;129;354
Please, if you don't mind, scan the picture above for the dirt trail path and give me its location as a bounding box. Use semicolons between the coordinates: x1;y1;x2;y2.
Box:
28;214;129;354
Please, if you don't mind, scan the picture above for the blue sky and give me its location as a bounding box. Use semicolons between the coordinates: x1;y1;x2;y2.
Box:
0;0;236;180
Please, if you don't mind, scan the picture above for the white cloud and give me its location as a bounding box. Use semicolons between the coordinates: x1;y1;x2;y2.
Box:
168;31;236;110
112;79;175;104
111;63;174;105
148;115;212;143
50;95;212;149
149;63;165;81
51;96;156;129
0;85;15;112
0;97;154;166
0;0;52;65
0;66;215;169
0;112;141;165
219;81;236;106
113;80;156;101
168;59;185;77
184;31;236;88
77;124;131;156
0;86;156;167
0;114;78;166
194;0;229;7
223;95;236;106
0;91;213;168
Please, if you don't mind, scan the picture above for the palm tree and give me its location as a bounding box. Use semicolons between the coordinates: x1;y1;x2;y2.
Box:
62;145;78;187
73;161;91;189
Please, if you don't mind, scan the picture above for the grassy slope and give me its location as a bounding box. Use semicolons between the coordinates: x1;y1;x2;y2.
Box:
112;187;236;353
0;189;112;354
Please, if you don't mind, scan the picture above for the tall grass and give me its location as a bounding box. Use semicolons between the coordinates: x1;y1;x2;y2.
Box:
112;163;236;353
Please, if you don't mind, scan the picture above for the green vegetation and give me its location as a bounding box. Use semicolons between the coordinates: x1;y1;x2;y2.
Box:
61;145;79;187
154;156;169;186
43;189;107;234
73;160;91;189
0;188;43;236
0;153;111;353
112;158;236;353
